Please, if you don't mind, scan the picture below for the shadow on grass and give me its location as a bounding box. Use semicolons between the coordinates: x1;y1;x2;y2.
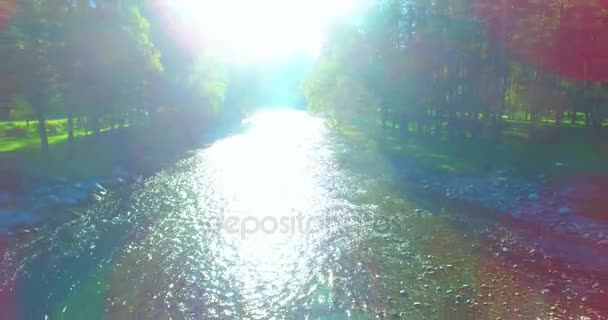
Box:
0;121;246;181
339;122;608;180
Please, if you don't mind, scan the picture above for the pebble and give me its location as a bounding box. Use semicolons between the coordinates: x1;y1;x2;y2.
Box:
558;207;572;216
91;194;103;202
386;309;399;317
597;240;608;246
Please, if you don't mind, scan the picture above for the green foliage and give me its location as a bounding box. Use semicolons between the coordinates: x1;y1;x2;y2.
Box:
304;0;608;140
8;96;32;120
187;57;228;115
1;0;236;161
304;23;379;126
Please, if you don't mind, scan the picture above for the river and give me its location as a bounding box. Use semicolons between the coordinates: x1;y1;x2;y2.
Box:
0;109;605;319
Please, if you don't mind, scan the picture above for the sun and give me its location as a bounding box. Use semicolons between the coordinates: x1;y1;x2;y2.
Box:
164;0;364;64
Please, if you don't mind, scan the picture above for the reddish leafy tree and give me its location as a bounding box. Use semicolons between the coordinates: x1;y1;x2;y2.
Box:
473;0;608;81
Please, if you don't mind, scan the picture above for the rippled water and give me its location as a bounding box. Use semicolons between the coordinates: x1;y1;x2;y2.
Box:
0;110;605;319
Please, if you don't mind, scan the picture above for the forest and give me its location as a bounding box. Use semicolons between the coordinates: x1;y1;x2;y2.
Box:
0;0;257;146
303;0;608;177
2;2;608;318
0;0;264;179
1;0;608;179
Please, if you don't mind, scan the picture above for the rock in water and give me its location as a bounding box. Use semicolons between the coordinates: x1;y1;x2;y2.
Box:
559;207;572;216
95;183;107;193
90;193;103;202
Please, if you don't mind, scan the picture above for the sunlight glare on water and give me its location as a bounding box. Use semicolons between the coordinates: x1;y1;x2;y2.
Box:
209;109;325;216
204;109;333;317
2;110;597;319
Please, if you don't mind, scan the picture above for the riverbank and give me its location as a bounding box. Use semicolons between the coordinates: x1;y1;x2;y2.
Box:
0;122;239;232
0;110;606;319
342;121;608;179
337;124;608;256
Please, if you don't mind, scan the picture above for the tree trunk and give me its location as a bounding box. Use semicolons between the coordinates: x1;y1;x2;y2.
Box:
592;105;602;128
67;112;74;145
380;106;388;128
36;110;49;154
570;108;576;124
89;114;101;136
555;111;563;126
94;122;100;135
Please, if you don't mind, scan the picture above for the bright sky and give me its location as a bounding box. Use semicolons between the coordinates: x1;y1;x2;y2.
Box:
167;0;364;63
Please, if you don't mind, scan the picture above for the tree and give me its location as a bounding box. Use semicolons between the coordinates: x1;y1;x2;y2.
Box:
2;0;66;153
8;96;33;127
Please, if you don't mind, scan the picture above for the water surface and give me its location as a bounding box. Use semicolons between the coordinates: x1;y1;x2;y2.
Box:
0;110;604;319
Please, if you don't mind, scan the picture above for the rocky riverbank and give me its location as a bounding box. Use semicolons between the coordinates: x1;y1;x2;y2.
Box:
0;120;246;235
0;166;140;233
391;160;608;247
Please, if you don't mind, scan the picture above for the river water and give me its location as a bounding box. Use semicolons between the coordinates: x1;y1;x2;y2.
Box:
0;110;605;319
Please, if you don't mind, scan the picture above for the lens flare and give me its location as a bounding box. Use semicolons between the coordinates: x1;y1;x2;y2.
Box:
155;0;364;63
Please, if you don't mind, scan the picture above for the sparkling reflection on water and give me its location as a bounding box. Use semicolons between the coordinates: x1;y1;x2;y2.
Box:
0;110;369;319
0;109;603;319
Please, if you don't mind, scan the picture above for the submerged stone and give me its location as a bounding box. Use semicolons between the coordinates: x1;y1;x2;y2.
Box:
528;193;539;201
558;207;572;216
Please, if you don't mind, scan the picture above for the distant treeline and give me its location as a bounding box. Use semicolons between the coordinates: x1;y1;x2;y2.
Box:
304;0;608;141
0;0;253;153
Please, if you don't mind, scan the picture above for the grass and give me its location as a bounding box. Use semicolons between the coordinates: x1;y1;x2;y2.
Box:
0;119;90;152
339;120;608;181
0;111;244;181
0;119;113;178
0;119;145;179
0;116;221;180
3;116;608;181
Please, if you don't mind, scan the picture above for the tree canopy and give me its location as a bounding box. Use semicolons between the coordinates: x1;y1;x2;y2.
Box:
0;0;236;153
304;0;608;140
